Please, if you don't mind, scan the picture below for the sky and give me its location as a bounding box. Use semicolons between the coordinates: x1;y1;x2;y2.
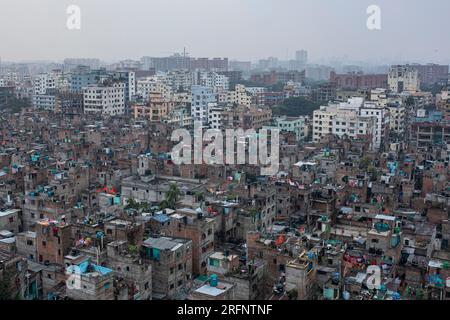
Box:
0;0;449;65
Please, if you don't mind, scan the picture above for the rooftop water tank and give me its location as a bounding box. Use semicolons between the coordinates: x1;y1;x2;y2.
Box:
210;274;218;287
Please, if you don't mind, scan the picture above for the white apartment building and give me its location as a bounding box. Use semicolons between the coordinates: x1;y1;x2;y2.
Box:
313;98;381;150
370;88;388;107
191;85;216;124
388;65;420;93
227;84;251;106
194;71;229;92
167;70;193;92
263;116;306;142
359;103;390;150
137;78;173;101
207;103;224;130
245;87;266;95
173;92;192;105
34;73;56;95
332;111;377;149
313;106;335;142
164;107;192;127
33;71;69;95
388;103;406;134
83;82;126;116
313;104;377;150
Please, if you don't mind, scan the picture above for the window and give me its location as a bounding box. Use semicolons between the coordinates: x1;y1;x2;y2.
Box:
27;240;33;246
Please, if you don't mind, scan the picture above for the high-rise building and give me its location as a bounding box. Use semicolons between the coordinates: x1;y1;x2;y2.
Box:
388;65;421;93
295;50;308;66
191;85;216;125
83;82;126;116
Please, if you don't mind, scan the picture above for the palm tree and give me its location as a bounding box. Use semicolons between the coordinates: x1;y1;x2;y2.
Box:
163;183;181;209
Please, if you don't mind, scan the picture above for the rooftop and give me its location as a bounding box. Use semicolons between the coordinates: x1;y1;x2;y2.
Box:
143;236;190;250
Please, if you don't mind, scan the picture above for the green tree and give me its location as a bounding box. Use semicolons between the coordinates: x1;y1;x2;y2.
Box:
125;198;140;210
359;156;372;170
162;183;181;209
194;191;204;202
272;97;321;117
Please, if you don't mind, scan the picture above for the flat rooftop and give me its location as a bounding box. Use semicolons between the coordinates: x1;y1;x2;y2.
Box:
143;236;190;251
194;281;234;297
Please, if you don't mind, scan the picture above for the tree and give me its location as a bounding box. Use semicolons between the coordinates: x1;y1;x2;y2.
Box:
272;97;321;117
194;191;204;202
125;198;140;210
359;156;372;170
162;183;181;209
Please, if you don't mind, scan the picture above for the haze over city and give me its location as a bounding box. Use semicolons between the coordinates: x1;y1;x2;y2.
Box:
1;0;449;64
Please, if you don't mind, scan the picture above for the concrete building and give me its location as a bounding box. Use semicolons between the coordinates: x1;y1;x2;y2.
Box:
437;89;450;118
83;82;126;116
330;71;388;90
164;106;193;127
136;78;172;101
194;71;229;92
163;208;215;276
133;92;174;121
190;276;236;300
16;231;37;261
285;251;317;300
221;106;272;130
207;103;224;130
36;219;72;265
410;64;449;86
0;209;21;234
313;99;378;149
388;103;406;134
263;116;306;142
227;84;252;106
106;240;152;300
65;258;114;300
388;65;421;93
0;250;28;299
142;236;192;299
360;102;390;150
191;85;216;124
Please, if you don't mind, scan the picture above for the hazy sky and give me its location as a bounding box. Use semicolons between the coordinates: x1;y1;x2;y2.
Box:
1;0;449;64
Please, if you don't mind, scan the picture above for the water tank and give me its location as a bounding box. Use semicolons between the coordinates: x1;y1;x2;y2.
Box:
210;274;218;287
342;291;350;300
392;292;401;300
332;272;340;284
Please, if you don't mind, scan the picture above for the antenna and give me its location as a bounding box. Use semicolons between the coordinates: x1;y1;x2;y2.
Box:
183;47;190;58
